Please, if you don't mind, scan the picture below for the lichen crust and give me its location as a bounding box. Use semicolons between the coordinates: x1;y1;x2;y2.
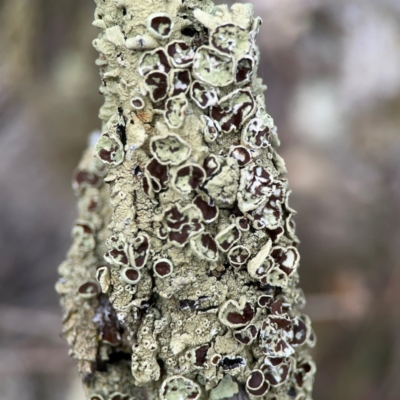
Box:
57;1;316;399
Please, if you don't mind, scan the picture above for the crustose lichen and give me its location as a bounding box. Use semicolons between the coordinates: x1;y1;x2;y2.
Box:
57;1;316;399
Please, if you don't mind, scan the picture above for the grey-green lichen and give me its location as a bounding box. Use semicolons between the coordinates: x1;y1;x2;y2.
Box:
57;1;316;399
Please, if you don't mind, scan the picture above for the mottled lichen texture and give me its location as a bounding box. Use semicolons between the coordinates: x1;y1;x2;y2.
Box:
56;1;316;400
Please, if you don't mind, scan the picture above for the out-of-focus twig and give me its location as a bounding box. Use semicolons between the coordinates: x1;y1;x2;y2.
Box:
0;304;63;343
305;293;369;322
0;346;74;374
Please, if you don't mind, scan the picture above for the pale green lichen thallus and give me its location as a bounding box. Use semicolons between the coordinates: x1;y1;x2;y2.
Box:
56;1;316;399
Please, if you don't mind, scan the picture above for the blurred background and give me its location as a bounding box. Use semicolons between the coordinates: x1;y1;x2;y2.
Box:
0;0;400;399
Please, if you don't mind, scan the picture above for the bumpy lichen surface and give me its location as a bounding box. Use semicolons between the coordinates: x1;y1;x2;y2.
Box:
57;1;316;399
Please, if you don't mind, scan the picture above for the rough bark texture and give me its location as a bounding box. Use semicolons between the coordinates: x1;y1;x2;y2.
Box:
56;1;316;399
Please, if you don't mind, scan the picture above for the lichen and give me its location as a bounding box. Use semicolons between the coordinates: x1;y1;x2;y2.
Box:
57;1;316;399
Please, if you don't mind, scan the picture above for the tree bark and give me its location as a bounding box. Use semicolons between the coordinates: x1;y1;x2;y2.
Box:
56;1;316;399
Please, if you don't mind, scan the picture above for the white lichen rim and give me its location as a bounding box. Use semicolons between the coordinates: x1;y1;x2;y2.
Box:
128;232;151;269
192;45;235;87
106;232;127;250
203;153;221;177
146;12;174;39
121;267;141;285
142;170;155;199
159;375;201;400
228;145;252;166
138;47;171;76
237;165;272;213
227;245;251;266
171;162;207;195
268;357;294;388
298;356;317;376
213;88;257;133
263;265;290;288
241;116;274;149
190;80;219;109
192;193;220;224
235;216;250;232
235;55;255;85
144;70;170;103
257;294;273;308
149;133;192;166
167;40;195;68
190;345;210;369
234;324;258;346
253;200;283;231
95;266;111;293
201;115;219;143
153;258;173;278
209;22;251;58
169;68;192;96
190;233;219;262
210;353;222;366
130;96;145;110
301;314;317;347
284;190;297;214
155;202;201;228
72;167;102;191
78;280;100;299
215;224;242;252
72;220;96;251
218;298;254;329
246;369;265;390
286;214;300;243
144;158;170;188
164;93;189;129
247;240;272;279
110;393;131;400
272;245;300;276
125;34;159;50
89;395;105;400
94;132;125;166
104;248;128;267
73;219;95;234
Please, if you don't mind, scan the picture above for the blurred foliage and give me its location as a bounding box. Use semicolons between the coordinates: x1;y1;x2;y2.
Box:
0;0;400;399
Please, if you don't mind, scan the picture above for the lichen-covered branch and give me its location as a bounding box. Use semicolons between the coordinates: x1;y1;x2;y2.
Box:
56;1;316;399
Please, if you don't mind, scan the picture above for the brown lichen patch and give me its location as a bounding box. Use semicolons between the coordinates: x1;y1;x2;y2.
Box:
211;89;255;133
128;233;150;269
192;193;219;223
219;299;254;328
172;163;206;194
170;70;192;97
235;56;254;85
167;41;195;68
215;224;241;252
150;133;191;166
164;93;189;129
95;133;124;166
191;80;218;109
192;46;234;87
139;48;171;76
153;259;173;278
157;203;203;247
160;376;201;400
147;13;173;39
145;71;170;103
210;23;250;57
190;232;219;262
